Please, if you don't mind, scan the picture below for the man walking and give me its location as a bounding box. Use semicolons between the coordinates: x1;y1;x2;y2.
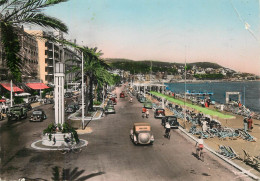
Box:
243;117;248;132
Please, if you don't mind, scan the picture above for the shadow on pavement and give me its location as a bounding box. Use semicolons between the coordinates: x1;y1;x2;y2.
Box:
52;166;105;181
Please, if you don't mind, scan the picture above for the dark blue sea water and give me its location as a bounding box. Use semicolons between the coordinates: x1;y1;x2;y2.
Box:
165;81;260;112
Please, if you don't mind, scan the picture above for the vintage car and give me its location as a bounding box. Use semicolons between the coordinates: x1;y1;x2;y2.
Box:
138;96;147;103
44;98;54;104
154;108;165;118
30;109;47;122
120;92;125;98
65;104;77;113
130;122;154;145
107;100;114;106
7;106;27;121
104;105;116;114
161;116;179;129
110;97;117;105
64;92;73;98
143;101;153;109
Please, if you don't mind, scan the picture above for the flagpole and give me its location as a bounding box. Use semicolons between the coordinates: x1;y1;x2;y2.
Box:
184;47;187;129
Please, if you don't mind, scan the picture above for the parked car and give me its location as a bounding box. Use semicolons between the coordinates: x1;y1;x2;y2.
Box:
104;105;116;114
110;97;117;105
65;92;73;98
161;116;179;128
7;106;27;121
30;109;47;122
65;104;77;113
154;108;165;118
120;92;125;98
107;100;114;106
130;122;154;145
139;96;147;103
44;98;54;104
143;102;153;109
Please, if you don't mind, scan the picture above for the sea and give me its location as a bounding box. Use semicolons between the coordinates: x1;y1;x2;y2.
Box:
165;81;260;112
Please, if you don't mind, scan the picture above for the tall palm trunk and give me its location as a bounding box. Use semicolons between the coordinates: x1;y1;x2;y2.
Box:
88;72;94;112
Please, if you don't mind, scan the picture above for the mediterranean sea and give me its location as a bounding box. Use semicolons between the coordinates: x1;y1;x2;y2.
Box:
165;81;260;112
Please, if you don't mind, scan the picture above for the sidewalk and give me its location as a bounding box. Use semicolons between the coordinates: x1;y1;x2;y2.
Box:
67;102;105;132
147;94;260;178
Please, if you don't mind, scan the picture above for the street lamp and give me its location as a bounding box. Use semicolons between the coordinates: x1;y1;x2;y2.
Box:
81;51;84;129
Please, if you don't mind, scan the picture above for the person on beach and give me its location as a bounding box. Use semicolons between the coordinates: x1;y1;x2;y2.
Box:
243;117;248;132
248;116;253;131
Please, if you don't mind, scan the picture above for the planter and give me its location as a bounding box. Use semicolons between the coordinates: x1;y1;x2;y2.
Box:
42;132;71;147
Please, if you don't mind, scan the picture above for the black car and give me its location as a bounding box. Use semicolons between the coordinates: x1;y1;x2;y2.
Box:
154;108;165;118
65;104;78;113
107;100;114;106
7;107;27;121
161;116;179;129
30;109;47;122
65;92;73;98
104;105;116;114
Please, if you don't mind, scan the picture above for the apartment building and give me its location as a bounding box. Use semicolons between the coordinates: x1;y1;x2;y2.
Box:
25;30;80;84
0;26;38;81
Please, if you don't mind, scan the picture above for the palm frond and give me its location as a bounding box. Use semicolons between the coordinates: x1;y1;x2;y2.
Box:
0;0;8;6
40;0;68;8
21;13;68;33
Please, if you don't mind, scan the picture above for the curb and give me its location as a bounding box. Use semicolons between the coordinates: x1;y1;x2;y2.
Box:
178;127;259;180
31;139;88;151
68;109;103;121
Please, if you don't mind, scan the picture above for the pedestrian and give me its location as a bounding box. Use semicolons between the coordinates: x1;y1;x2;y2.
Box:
248;116;253;131
243;117;248;132
202;120;207;132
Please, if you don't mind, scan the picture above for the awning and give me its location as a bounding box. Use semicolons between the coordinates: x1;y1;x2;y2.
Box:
0;83;24;92
26;83;49;90
0;99;6;102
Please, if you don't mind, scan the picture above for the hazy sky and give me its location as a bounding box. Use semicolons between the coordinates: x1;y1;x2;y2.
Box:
44;0;260;75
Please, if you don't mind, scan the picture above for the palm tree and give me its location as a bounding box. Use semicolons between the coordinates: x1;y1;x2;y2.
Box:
76;47;114;112
0;0;69;81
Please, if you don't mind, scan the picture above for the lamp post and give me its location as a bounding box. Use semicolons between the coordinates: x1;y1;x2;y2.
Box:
81;51;84;129
54;62;65;125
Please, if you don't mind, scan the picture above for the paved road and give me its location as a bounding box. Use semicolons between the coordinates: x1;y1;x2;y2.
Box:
0;87;253;181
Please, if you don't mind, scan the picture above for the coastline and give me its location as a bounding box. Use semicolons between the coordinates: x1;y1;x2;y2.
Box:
166;79;260;84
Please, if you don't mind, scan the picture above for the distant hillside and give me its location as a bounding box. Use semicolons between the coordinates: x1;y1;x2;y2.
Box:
106;58;224;74
189;62;223;69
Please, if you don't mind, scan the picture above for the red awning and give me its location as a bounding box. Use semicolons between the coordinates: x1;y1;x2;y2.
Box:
0;83;24;92
0;99;6;102
26;83;49;90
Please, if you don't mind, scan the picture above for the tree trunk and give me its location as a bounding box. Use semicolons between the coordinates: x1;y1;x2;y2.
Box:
88;72;94;112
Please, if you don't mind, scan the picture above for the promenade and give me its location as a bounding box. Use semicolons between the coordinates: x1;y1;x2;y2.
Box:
147;93;260;178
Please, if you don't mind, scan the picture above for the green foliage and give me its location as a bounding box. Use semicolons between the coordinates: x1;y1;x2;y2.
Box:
4;93;10;99
93;100;101;105
150;91;234;119
42;88;53;98
194;73;224;80
14;96;24;104
43;122;80;144
43;123;56;134
62;123;79;144
112;74;121;84
109;61;177;74
189;62;223;69
0;23;22;81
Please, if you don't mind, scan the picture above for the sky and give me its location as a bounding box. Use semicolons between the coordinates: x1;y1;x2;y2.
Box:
43;0;260;75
